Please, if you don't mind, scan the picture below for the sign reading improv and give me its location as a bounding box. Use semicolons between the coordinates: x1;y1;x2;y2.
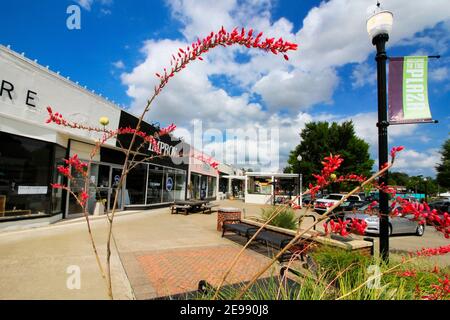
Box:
388;56;433;124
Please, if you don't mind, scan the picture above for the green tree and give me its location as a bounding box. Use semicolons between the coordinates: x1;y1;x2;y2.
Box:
436;139;450;191
388;172;410;186
285;121;374;187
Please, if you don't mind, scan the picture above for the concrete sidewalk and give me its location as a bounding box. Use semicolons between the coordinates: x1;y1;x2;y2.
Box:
0;201;273;299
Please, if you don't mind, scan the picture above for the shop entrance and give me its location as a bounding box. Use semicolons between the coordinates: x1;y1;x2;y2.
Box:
67;163;124;215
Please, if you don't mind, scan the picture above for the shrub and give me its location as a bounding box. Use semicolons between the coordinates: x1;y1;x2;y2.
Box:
261;207;298;230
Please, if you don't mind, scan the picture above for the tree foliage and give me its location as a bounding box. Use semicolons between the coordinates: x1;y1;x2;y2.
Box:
436;139;450;191
285;121;374;186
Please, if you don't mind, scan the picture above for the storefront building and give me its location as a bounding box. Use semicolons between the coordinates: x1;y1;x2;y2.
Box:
186;148;219;201
0;45;190;230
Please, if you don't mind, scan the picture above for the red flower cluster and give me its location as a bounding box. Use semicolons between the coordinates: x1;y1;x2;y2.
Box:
64;154;88;175
154;26;297;95
80;191;89;206
414;244;450;257
46;107;106;133
51;154;91;208
117;127;161;154
323;219;350;237
333;174;366;184
50;183;65;189
392;197;450;238
194;153;220;169
323;218;368;237
309;154;344;199
349;218;368;235
390;146;404;160
397;270;417;278
422;276;450;300
159;123;176;136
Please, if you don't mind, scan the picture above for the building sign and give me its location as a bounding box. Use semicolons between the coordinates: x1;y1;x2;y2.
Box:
388;56;433;124
18;186;48;195
1;79;38;107
166;177;173;192
148;139;179;157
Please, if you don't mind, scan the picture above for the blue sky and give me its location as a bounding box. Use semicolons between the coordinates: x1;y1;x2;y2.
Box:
1;0;449;176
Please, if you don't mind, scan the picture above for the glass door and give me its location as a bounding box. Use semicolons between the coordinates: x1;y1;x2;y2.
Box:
95;164;110;213
147;167;163;204
162;169;176;203
110;167;123;211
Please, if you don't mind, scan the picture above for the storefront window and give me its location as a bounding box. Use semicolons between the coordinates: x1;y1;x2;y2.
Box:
147;167;163;204
207;176;217;198
275;178;297;196
127;163;147;205
67;164;87;215
190;174;200;199
162;168;176;203
0;132;53;219
174;172;186;201
247;176;272;195
200;175;208;200
51;146;66;214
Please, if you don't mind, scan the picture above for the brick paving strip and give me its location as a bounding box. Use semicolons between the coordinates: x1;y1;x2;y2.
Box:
120;245;274;299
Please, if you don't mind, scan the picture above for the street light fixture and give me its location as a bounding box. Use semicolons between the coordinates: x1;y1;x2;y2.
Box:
367;1;394;262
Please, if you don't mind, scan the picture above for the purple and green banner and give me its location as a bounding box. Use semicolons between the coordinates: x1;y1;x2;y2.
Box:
388;56;433;124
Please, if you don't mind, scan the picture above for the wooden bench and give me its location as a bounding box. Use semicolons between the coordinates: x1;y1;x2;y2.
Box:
222;218;303;262
202;204;218;214
222;218;374;264
222;219;258;239
170;204;191;215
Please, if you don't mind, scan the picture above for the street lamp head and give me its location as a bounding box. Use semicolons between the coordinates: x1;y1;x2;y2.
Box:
297;155;302;161
366;2;393;40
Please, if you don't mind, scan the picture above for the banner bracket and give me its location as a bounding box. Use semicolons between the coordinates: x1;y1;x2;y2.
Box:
387;55;440;60
389;120;439;126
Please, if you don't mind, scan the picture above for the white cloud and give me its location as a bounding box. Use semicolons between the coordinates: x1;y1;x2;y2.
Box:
351;63;376;88
76;0;94;10
76;0;113;11
112;60;125;69
393;148;441;175
430;66;449;82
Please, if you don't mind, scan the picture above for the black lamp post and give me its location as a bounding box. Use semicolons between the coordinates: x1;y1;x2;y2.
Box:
367;2;394;262
424;177;428;202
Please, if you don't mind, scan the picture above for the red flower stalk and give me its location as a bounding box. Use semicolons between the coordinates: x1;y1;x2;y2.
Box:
80;191;89;206
323;219;350;237
390;146;404;160
153;26;298;96
397;270;417;277
159;123;176;136
50;183;65;189
349;218;368;235
414;244;450;257
422;276;450;300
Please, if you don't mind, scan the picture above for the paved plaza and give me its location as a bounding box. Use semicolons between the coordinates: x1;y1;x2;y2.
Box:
0;200;448;299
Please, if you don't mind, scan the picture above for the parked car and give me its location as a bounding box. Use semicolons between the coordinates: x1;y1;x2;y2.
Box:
343;203;425;236
314;193;362;214
427;200;449;226
329;200;369;221
301;195;314;206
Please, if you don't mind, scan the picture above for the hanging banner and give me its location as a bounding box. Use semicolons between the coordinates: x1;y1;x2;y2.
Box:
388;56;433;124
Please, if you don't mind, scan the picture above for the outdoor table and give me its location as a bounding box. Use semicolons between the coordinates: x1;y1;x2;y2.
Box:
217;207;242;231
174;200;209;213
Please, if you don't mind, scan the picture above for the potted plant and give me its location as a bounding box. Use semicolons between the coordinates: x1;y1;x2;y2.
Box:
93;198;106;216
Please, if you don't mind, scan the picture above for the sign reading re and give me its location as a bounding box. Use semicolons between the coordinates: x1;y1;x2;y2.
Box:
66;5;81;30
